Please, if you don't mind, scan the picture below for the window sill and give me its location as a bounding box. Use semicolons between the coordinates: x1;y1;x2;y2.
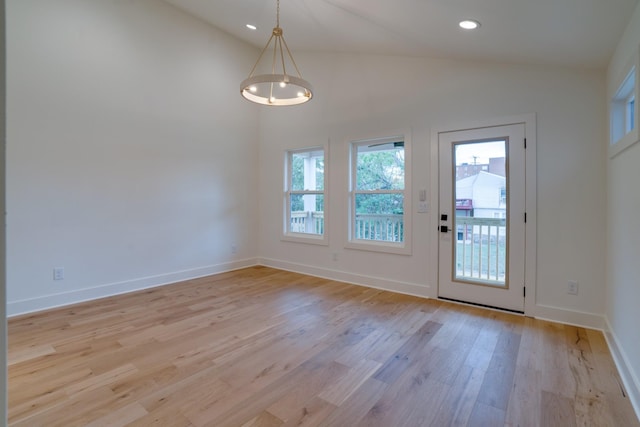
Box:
609;130;639;159
344;239;411;255
281;233;328;246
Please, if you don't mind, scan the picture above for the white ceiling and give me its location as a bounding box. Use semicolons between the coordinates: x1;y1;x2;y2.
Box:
164;0;639;69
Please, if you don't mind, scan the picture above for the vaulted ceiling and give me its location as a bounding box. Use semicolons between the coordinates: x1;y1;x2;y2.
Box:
165;0;638;69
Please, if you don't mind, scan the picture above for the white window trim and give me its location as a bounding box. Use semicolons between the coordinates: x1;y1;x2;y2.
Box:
345;131;412;255
282;144;329;246
626;94;635;134
609;52;639;159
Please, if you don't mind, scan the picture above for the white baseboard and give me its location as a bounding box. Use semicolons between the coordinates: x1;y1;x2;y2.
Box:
604;318;640;422
533;304;606;330
7;258;259;317
258;257;431;299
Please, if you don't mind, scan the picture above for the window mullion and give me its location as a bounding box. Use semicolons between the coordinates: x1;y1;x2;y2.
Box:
354;189;404;194
290;190;324;195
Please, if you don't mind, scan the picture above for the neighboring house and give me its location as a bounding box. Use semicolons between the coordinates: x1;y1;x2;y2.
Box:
456;171;506;218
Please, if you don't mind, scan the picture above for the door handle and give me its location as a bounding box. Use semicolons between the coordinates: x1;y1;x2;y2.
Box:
440;225;452;233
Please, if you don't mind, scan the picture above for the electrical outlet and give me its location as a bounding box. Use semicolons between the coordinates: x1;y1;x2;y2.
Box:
53;267;64;281
332;252;339;261
567;280;578;295
231;244;238;254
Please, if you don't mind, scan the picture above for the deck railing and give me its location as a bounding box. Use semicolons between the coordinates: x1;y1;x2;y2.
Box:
353;214;404;242
455;217;506;284
290;212;404;242
290;214;503;282
290;211;325;235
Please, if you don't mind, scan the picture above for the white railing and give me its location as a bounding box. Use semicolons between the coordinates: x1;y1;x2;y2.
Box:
290;212;404;242
290;211;324;235
354;214;404;242
455;217;506;284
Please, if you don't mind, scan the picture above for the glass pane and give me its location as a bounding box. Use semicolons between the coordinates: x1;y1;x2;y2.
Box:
354;193;404;242
356;142;404;190
289;194;324;235
453;140;507;286
291;151;324;191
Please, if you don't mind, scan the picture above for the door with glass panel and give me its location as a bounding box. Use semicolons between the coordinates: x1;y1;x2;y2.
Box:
438;124;526;312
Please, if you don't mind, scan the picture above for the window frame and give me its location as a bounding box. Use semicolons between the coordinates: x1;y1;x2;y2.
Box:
627;94;635;134
346;131;412;255
282;145;328;245
610;55;639;158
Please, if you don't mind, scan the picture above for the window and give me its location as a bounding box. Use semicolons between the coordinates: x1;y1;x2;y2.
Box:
348;134;411;254
499;186;507;205
283;147;327;244
611;66;637;145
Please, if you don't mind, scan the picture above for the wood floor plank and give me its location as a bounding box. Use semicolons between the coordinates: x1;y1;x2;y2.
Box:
505;317;542;427
468;401;506;427
584;328;640;426
11;386;119;427
475;329;521;411
7;344;56;366
317;377;387;427
241;411;284;427
540;390;578;427
84;402;149;427
7;266;640;426
539;321;577;399
317;358;381;406
372;320;442;384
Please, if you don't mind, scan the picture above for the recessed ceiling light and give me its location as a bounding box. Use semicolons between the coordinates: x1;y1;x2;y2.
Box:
246;24;257;30
459;20;480;30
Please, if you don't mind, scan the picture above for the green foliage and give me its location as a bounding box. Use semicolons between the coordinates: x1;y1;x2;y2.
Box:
291;194;303;212
356;147;404;214
355;194;403;215
291;155;304;191
290;195;324;213
356;149;404;191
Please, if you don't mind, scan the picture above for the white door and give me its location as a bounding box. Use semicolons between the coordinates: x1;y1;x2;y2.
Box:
438;124;526;312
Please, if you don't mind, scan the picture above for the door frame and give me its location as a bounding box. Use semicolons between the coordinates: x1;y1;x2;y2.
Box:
430;114;537;316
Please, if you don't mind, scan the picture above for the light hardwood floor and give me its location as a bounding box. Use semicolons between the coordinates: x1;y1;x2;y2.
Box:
8;266;639;426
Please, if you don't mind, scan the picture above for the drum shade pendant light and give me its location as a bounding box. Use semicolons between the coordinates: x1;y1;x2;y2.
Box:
240;0;313;106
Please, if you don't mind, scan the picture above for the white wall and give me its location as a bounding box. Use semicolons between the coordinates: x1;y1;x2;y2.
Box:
4;0;632;419
6;0;609;326
6;0;260;315
258;53;607;325
606;1;640;414
1;0;7;422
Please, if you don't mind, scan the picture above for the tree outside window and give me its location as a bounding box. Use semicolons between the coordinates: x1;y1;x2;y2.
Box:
351;140;405;243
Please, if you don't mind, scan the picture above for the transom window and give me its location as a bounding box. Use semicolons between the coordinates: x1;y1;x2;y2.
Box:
611;67;636;144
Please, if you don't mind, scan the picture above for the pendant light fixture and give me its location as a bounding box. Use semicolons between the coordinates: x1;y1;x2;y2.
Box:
240;0;313;106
